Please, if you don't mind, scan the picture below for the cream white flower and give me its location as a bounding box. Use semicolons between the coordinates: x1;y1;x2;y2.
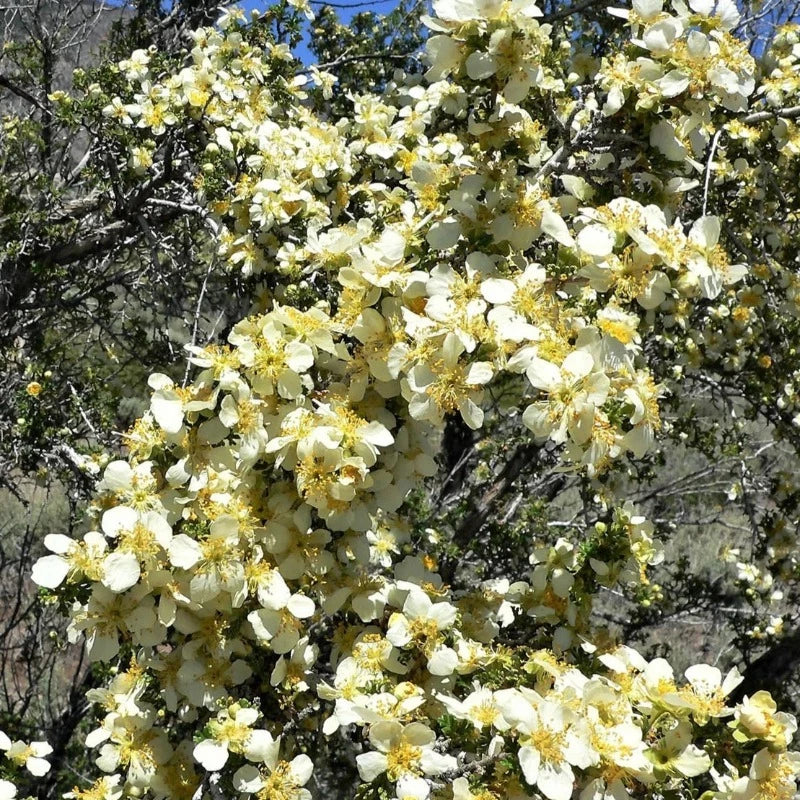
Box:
148;373;185;434
32;531;107;589
663;664;743;725
405;337;493;430
523;351;610;445
271;637;318;691
686;216;747;299
647;719;711;778
496;693;596;800
387;589;458;675
232;751;313;799
193;706;277;771
356;721;456;782
732;691;798;749
437;686;511;731
2;738;52;776
248;593;315;653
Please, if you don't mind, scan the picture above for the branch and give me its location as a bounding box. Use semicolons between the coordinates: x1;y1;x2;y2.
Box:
31;209;180;266
535;103;591;181
1;205;188;316
315;51;418;70
450;443;565;550
741;105;800;125
0;74;51;116
430;749;501;789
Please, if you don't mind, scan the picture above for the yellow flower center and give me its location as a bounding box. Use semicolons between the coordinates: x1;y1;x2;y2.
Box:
386;740;422;781
258;762;303;800
119;523;160;559
525;723;566;764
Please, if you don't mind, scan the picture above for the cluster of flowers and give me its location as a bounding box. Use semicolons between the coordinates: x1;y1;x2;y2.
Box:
22;0;800;798
88;3;756;472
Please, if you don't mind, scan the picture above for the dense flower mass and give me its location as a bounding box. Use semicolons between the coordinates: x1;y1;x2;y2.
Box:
11;0;800;798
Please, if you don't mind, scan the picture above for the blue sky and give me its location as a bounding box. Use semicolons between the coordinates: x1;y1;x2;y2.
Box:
240;0;405;63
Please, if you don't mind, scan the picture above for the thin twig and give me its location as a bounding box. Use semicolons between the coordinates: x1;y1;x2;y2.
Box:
702;128;723;217
183;257;215;387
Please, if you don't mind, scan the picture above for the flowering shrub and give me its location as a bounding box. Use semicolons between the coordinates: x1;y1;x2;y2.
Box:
7;0;800;798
